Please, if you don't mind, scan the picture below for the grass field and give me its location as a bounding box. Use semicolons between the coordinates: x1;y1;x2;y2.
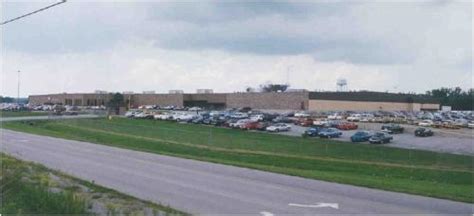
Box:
0;153;186;215
0;111;49;118
3;118;473;203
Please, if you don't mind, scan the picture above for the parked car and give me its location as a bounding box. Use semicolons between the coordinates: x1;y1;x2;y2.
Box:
350;131;372;142
327;113;343;120
125;111;139;118
250;114;264;122
192;116;205;124
230;112;249;119
369;132;393;144
202;117;213;125
266;123;291;132
272;116;294;123
255;122;272;131
313;119;329;127
241;121;260;130
336;122;358;130
174;114;196;122
381;124;404;134
302;127;323;137
418;120;433;127
347;114;361;122
468;122;474;129
230;119;251;129
414;127;434;137
188;107;202;111
442;122;461;129
135;112;153;119
294;112;310;118
318;128;342;138
297;118;314;127
210;117;227;126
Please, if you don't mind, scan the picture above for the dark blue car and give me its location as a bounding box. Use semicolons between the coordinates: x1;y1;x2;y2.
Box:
302;127;323;137
318;128;342;138
350;131;372;142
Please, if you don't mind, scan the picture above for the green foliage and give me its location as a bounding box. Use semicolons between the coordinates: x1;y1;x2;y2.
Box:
0;155;88;215
259;83;290;92
426;87;474;110
0;96;15;103
0;111;48;118
3;118;473;203
107;93;124;108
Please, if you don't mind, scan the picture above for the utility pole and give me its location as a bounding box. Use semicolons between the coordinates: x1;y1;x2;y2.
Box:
17;70;20;104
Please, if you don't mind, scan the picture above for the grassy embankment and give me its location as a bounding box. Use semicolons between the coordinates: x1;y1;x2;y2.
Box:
0;111;48;118
0;153;187;215
2;118;473;203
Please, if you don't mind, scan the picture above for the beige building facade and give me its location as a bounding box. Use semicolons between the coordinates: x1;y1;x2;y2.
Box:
308;99;439;112
28;91;439;111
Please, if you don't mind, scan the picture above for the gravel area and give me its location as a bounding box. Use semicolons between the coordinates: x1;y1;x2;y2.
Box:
280;123;473;155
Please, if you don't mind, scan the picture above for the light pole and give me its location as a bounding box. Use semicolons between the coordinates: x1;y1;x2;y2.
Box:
17;70;20;105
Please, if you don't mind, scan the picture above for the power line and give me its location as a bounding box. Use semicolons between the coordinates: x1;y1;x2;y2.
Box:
1;0;67;26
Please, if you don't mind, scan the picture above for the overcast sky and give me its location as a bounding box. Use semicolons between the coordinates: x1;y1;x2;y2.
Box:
1;1;472;97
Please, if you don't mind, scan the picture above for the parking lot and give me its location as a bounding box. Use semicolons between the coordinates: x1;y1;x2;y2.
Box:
281;123;473;156
123;108;474;156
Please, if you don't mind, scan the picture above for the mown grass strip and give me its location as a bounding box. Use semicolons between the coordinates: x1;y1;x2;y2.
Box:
54;122;473;173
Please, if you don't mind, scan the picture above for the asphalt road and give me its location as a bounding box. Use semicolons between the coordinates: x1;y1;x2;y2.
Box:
2;129;472;215
280;124;474;156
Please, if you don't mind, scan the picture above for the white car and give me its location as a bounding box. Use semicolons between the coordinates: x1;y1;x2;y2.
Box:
154;113;172;120
468;122;474;129
230;119;251;128
294;112;310;118
188;107;202;111
125;111;139;118
347;114;361;122
266;123;291;132
135;112;152;118
230;112;248;119
313;119;329;127
327;114;343;120
250;114;264;122
174;114;196;122
418;120;434;127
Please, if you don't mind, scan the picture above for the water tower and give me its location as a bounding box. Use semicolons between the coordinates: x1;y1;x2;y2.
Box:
336;78;348;91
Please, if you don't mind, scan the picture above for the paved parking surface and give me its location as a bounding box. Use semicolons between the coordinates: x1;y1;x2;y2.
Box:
281;123;473;155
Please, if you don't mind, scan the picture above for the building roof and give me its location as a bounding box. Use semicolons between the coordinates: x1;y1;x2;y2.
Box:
309;91;439;104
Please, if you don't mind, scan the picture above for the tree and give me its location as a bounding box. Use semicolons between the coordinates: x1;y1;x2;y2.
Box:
107;93;124;114
426;87;473;110
259;83;290;93
0;96;15;103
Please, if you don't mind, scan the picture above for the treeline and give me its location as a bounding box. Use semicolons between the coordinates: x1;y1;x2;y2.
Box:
425;87;473;110
0;96;15;103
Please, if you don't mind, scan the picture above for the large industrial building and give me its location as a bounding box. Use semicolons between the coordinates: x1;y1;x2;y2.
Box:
28;91;440;112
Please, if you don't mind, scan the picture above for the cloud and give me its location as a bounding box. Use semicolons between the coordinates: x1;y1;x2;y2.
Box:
1;1;471;96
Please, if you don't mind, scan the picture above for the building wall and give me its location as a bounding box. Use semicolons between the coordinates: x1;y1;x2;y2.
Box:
227;92;308;110
183;93;227;104
308;99;439;111
29;94;83;105
420;103;440;110
131;94;184;107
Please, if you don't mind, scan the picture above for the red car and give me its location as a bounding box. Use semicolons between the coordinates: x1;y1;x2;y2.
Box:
297;118;314;127
241;121;260;130
336;122;358;130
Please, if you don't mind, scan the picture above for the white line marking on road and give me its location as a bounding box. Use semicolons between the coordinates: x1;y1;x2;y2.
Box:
289;203;339;209
17;139;30;142
260;211;274;216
